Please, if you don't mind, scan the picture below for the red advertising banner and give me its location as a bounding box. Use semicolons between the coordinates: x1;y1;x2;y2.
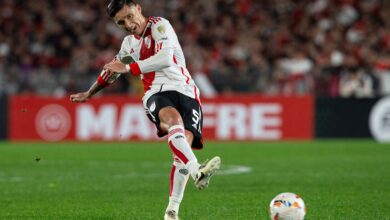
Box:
10;95;313;141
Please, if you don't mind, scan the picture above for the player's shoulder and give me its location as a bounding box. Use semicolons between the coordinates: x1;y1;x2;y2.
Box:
149;16;170;25
149;16;173;35
122;34;141;45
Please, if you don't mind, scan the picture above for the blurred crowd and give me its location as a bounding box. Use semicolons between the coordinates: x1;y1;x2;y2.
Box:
1;0;390;97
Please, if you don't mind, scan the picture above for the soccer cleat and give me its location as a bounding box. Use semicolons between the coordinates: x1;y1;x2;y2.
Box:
164;210;179;220
194;156;221;190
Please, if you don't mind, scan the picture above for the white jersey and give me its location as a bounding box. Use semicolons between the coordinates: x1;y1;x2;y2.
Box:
116;16;201;106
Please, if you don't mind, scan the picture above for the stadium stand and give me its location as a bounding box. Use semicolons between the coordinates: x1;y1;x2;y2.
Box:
0;0;389;97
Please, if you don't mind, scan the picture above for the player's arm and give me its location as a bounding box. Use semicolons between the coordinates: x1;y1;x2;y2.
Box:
69;81;103;103
70;66;120;103
104;18;176;75
70;37;135;103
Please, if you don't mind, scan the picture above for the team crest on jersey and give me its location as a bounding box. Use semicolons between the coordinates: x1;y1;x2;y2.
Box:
144;36;152;49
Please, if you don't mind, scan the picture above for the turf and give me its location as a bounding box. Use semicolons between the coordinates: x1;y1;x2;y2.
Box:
0;140;389;219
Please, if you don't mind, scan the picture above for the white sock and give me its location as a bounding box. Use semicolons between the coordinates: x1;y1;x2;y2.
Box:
168;125;200;179
166;158;189;214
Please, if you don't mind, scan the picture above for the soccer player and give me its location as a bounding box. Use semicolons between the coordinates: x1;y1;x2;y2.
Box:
69;0;221;219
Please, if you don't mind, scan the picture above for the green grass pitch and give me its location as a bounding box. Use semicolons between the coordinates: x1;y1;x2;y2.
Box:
0;140;389;219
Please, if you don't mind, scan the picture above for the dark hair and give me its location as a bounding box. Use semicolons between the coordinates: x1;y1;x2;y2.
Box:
107;0;137;18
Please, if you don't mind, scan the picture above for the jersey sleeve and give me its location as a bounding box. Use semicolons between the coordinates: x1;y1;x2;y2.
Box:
151;18;176;50
129;18;176;75
96;36;134;87
96;57;121;87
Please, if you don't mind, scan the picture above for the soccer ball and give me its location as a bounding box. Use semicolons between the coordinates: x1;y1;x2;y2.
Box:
269;192;306;220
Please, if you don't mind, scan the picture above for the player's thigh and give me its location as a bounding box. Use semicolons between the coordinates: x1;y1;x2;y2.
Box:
144;91;200;147
145;92;176;129
158;106;194;145
145;91;184;133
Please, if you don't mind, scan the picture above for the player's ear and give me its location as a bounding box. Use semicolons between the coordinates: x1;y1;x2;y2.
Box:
136;4;142;14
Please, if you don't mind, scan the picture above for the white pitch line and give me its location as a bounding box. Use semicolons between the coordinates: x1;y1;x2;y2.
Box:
218;165;252;175
0;163;253;181
113;164;252;179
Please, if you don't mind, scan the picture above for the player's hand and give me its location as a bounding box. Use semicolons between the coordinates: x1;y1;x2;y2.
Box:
104;60;128;74
70;91;91;103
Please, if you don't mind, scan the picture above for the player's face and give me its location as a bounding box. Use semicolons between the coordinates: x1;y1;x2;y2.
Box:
113;4;146;35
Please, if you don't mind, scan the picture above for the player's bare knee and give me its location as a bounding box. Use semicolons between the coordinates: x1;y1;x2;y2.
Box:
159;106;184;129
